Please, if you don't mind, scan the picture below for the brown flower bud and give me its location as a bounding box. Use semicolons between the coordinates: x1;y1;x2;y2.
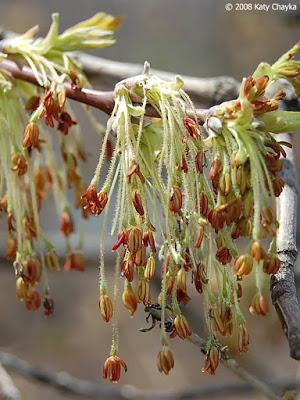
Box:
166;273;174;296
234;254;253;277
103;355;127;383
249;294;269;316
136;278;150;305
22;258;42;285
194;226;205;248
238;325;249;353
82;186;108;216
134;244;147;267
251;241;265;262
236;166;247;195
255;75;269;96
128;227;143;254
169;187;183;213
127;160;145;184
60;210;74;236
25;290;41;311
200;192;208;217
112;231;127;251
23;122;40;148
174;314;192;339
131;190;144;216
176;267;187;293
16;277;29;300
202;345;220;375
144;253;156;280
122;283;138;316
195;151;203;173
219;172;231;196
192;263;208;294
213;302;233;336
263;254;281;275
64;251;85;272
180;154;188;173
243;75;256;98
216;247;232;265
6;236;17;261
121;256;135;282
11;153;27;176
208;157;222;181
272;177;285;197
25;96;40;113
184;117;200;139
98;293;113;322
157;347;174;375
45;248;60;271
143;231;156;253
0;196;8;213
22;216;37;240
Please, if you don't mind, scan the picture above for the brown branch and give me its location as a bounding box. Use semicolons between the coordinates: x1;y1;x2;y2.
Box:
0;59;116;115
1;351;297;400
0;58;210;123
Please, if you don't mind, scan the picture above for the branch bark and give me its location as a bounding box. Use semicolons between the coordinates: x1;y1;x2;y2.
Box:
272;133;300;360
0;58;209;123
71;53;240;106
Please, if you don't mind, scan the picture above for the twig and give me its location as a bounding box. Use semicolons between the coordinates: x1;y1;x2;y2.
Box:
272;133;300;360
0;58;209;123
188;334;281;400
0;351;297;400
71;53;240;106
0;363;21;400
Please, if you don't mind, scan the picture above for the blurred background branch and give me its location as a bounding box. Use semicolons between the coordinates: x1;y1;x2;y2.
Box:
0;363;21;400
1;351;299;400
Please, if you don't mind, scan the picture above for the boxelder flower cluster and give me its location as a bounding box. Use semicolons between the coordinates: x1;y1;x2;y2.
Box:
0;13;120;312
0;13;300;382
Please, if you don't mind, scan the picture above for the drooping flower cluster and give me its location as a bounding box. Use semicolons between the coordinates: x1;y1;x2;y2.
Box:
0;13;120;314
86;44;300;380
0;13;300;383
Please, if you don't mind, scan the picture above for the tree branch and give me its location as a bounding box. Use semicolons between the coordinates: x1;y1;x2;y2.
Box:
0;58;209;123
0;363;21;400
188;334;281;400
1;350;298;400
272;133;300;360
71;53;240;106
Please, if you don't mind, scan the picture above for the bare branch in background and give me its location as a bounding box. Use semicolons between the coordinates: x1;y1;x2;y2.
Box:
0;363;21;400
72;53;240;106
1;351;298;400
